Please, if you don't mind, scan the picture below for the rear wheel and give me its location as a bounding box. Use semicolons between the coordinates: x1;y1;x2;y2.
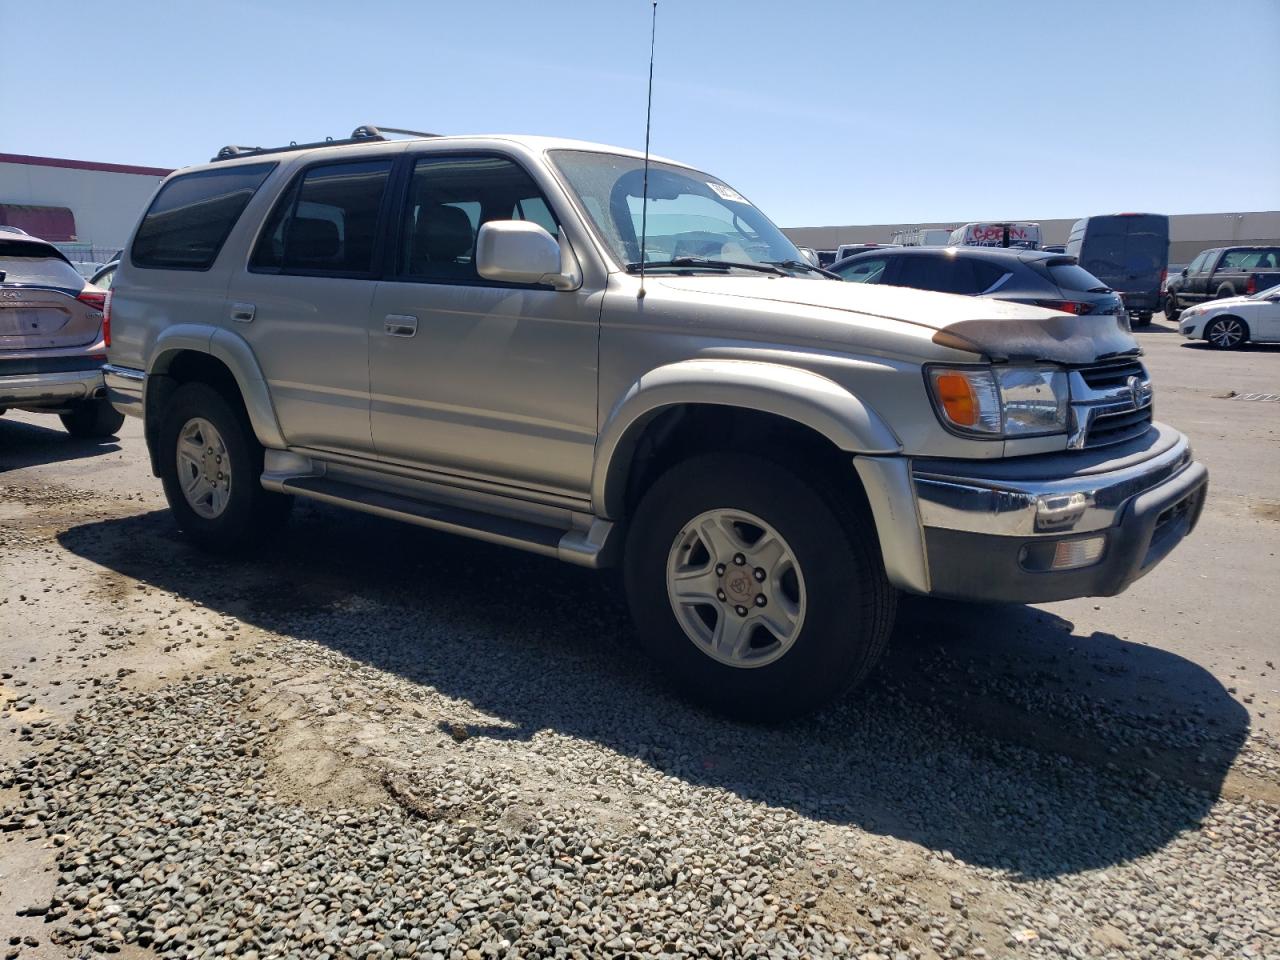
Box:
59;397;124;438
1205;315;1248;350
624;452;896;722
157;382;292;551
1164;293;1181;321
1215;283;1236;299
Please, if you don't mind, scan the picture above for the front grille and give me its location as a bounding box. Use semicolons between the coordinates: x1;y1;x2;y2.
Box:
1077;357;1145;390
1086;404;1153;447
1071;356;1154;448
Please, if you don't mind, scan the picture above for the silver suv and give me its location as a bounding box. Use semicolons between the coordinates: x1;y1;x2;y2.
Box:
105;127;1208;720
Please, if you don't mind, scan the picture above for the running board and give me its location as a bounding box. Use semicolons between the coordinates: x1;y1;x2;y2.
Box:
276;475;615;568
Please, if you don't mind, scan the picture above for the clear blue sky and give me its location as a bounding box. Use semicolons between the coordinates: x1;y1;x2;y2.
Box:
4;0;1278;227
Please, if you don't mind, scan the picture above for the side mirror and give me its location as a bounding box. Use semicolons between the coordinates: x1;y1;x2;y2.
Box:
476;221;579;290
1180;268;1188;276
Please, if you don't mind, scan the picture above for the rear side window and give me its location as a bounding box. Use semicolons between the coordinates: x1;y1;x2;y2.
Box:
132;163;274;270
251;159;393;275
891;254;1005;295
0;241;84;290
1047;260;1108;292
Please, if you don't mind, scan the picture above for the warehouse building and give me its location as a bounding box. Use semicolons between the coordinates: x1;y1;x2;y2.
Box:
783;211;1280;266
0;153;172;270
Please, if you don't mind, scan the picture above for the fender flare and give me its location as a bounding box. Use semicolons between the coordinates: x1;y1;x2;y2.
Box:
148;325;286;449
592;359;900;517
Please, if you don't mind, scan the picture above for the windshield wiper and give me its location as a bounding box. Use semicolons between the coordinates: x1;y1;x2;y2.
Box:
624;257;789;277
769;259;842;280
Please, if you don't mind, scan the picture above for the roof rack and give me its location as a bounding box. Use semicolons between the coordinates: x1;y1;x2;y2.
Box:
211;124;441;163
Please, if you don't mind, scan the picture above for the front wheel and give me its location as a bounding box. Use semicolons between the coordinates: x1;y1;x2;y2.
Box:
1205;315;1248;350
1134;311;1153;327
59;397;124;438
157;382;293;551
624;453;896;722
1164;293;1181;322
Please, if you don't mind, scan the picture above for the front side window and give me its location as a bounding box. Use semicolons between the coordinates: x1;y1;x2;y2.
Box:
1189;251;1214;273
398;155;559;283
833;256;889;283
251;159;393;275
133;163;274;270
549;149;801;273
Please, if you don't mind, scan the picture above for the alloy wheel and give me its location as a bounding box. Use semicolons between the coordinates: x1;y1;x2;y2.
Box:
665;508;806;668
176;417;232;519
1207;317;1244;349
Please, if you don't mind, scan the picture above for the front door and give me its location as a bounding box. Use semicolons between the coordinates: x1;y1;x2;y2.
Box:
229;156;396;455
368;153;599;499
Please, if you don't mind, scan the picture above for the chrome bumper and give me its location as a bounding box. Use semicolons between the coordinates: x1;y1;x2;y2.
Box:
0;368;106;406
913;431;1194;537
103;364;146;418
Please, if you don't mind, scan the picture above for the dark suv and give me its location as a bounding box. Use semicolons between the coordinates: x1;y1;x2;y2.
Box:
830;246;1126;322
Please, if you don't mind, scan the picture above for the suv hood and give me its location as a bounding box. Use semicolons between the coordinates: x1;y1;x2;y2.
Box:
655;275;1139;365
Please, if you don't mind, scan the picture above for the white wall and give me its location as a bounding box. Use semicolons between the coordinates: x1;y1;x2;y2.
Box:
0;162;166;251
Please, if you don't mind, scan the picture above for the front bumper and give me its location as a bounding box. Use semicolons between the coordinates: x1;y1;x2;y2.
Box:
0;367;106;408
1179;315;1208;338
103;363;146;418
910;424;1207;603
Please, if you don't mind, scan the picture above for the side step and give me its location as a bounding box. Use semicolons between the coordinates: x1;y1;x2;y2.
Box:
277;475;614;568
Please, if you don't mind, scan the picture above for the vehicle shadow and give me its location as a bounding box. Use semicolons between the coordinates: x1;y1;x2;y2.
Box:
1179;341;1280;353
57;502;1248;880
0;417;121;472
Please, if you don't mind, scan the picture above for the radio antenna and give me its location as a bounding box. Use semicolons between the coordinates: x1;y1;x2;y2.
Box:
638;0;657;299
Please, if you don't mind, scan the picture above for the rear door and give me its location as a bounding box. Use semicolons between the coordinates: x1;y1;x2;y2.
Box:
229;156;396;456
0;240;101;352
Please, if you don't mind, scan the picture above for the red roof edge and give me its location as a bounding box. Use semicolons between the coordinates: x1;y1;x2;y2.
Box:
0;153;174;178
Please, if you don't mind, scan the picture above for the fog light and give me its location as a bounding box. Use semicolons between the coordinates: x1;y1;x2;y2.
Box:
1049;535;1106;570
1019;534;1107;572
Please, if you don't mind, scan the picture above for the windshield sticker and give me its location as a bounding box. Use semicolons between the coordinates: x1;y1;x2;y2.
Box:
707;182;747;203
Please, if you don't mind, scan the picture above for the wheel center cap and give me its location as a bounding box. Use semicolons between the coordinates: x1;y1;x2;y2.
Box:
722;569;755;604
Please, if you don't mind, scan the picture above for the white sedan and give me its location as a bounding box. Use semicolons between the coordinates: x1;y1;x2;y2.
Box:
1178;283;1280;349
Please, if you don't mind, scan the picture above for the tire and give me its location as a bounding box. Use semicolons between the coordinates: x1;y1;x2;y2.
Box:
1204;315;1249;350
623;452;896;722
157;381;293;551
59;397;124;438
1135;312;1153;326
1163;293;1181;321
1215;284;1235;299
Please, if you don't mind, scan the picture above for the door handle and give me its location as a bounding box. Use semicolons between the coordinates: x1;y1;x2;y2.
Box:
230;302;255;323
384;314;418;337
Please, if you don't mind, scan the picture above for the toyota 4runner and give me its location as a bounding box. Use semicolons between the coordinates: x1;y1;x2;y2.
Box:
104;126;1208;720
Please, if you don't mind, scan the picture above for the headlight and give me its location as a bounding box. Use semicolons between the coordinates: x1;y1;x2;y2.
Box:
927;365;1069;438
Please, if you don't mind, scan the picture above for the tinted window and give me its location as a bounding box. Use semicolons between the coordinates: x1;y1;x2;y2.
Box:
1048;261;1108;292
892;254;1005;295
132;163;273;270
251;159;392;274
833;256;888;283
398;155;559;283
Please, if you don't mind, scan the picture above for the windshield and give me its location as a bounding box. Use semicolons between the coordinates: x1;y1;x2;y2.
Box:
548;149;803;272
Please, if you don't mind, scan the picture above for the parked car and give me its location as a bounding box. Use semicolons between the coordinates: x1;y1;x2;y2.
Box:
90;260;119;290
1066;214;1169;326
105;128;1207;720
1177;282;1280;348
829;246;1127;323
1164;246;1280;320
1;229;123;437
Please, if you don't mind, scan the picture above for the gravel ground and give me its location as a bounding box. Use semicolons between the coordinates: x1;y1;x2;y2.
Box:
2;326;1278;960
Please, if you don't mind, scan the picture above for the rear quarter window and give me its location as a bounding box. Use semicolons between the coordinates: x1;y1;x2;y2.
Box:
131;163;275;270
1047;260;1108;292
